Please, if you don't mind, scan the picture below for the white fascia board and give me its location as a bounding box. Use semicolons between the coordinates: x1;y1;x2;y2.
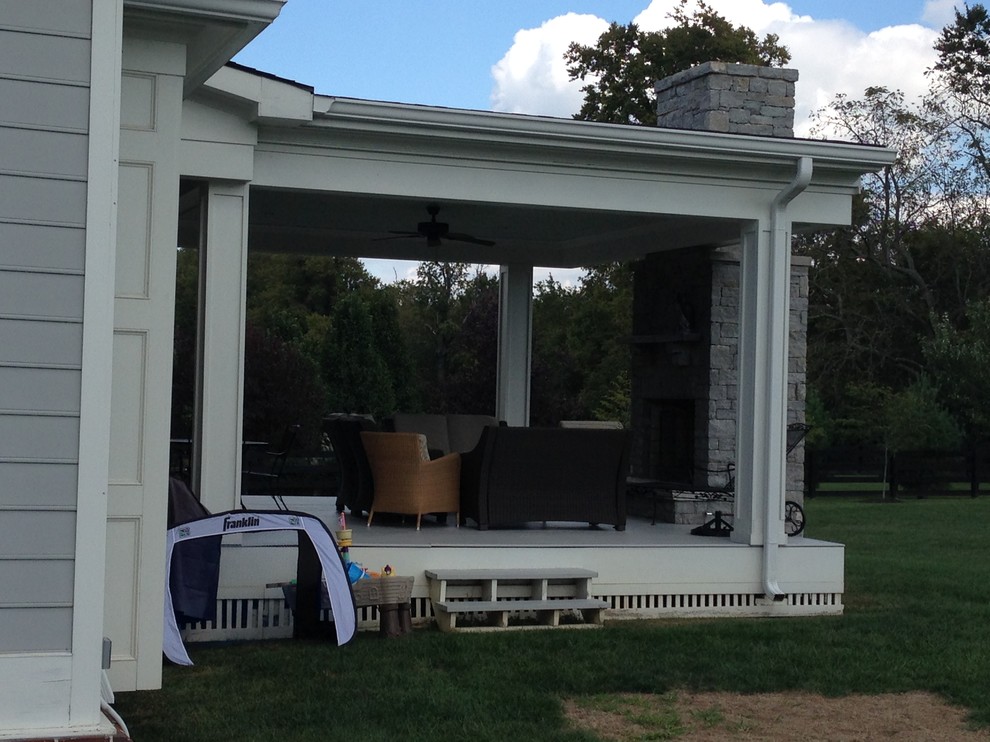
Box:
124;1;285;94
124;0;285;24
206;66;314;125
309;96;896;188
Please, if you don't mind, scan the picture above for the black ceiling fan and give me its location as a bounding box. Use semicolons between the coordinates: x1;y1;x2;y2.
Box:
380;204;495;247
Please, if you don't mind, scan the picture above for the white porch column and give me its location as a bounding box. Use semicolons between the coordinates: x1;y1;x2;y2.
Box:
194;181;249;514
496;264;533;426
732;220;790;555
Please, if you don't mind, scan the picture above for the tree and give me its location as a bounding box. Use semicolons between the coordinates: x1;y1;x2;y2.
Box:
933;1;990;157
321;293;396;418
530;264;633;426
242;323;327;448
565;0;789;125
923;299;990;441
444;272;499;415
395;262;499;414
801;85;990;406
934;3;990;96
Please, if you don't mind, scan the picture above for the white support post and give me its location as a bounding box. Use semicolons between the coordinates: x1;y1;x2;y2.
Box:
733;220;790;551
195;181;250;514
496;264;533;427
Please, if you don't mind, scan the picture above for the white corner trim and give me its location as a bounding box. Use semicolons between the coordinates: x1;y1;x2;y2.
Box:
71;0;124;727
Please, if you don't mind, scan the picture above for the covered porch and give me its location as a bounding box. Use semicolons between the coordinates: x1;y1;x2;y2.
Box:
160;62;890;649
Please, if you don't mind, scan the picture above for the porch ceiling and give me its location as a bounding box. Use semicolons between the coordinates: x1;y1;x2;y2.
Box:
244;189;741;268
184;67;896;269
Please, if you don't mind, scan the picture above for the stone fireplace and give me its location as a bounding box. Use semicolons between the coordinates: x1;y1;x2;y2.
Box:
625;62;809;524
629;247;810;509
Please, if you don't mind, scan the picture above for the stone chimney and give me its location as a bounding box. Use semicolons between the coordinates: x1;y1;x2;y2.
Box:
654;61;797;137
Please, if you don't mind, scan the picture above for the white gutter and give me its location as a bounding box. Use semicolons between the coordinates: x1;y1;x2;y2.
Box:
763;155;813;600
308;95;896;179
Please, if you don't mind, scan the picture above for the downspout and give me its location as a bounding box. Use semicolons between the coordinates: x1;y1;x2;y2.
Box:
763;155;813;599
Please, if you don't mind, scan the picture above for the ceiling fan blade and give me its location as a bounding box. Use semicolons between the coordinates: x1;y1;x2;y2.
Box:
379;206;496;247
447;232;496;247
373;231;420;242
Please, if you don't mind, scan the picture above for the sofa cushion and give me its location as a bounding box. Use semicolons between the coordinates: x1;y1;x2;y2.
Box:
447;414;498;453
391;413;498;455
392;413;450;454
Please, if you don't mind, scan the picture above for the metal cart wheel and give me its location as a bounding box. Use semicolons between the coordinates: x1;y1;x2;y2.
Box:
784;500;806;536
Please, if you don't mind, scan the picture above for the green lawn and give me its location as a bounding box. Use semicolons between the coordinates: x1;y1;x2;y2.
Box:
115;498;990;741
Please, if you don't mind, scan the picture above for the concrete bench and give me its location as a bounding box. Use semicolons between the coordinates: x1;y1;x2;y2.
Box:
425;568;607;632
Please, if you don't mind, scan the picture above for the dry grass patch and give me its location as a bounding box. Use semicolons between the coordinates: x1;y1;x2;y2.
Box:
565;690;990;741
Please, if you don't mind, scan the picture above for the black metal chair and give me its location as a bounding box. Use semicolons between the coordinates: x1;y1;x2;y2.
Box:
323;415;376;516
241;423;300;509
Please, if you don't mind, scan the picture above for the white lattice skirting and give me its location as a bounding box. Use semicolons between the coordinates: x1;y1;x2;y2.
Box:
179;590;842;643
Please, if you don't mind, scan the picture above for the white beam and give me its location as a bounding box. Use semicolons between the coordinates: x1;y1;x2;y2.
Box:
496;264;533;426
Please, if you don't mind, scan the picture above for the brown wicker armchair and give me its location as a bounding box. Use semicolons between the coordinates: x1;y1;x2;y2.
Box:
359;431;461;530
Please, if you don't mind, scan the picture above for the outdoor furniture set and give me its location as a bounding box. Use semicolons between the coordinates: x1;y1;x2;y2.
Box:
327;413;630;531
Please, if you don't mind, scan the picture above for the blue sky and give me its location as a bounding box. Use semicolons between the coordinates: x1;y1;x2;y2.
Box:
235;0;951;112
233;0;955;282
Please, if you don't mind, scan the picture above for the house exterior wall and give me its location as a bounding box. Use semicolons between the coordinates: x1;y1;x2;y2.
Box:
0;0;122;734
0;0;92;657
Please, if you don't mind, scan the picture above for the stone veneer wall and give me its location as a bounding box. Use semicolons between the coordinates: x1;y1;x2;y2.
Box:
708;250;810;503
655;61;798;137
630;248;809;505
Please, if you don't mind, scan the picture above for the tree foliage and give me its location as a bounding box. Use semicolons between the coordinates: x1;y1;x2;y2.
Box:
396;262;498;414
565;0;789;125
802;81;990;433
923;299;990;440
531;264;632;426
932;3;990;191
934;3;990;99
243;323;327;447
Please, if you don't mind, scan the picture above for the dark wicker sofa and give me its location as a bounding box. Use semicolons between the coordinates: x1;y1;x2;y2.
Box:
460;426;629;530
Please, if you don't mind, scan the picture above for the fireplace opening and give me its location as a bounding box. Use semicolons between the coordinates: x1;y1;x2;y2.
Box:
645;399;695;483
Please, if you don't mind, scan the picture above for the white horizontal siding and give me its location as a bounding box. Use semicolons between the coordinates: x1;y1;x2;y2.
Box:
0;270;85;321
0;319;83;366
0;559;75;606
0;173;87;228
0;462;79;509
0;0;92;675
0;28;91;85
0;607;73;652
0;366;81;413
0;127;89;179
0;510;75;558
0;222;86;273
0;0;92;37
0;415;80;462
0;77;90;132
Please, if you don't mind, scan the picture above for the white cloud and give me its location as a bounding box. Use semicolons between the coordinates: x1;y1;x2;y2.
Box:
490;1;941;138
633;0;804;30
490;12;608;116
782;21;938;135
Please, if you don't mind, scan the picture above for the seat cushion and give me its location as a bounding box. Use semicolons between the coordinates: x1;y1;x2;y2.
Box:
392;413;451;454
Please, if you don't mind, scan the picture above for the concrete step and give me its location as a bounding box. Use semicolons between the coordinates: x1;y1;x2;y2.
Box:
425;568;605;632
